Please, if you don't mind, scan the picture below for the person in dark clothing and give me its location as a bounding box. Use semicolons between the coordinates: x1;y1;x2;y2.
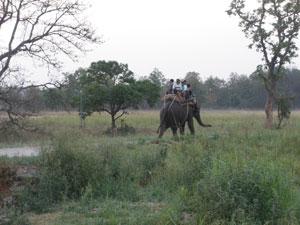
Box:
166;79;174;94
186;84;200;113
185;83;193;100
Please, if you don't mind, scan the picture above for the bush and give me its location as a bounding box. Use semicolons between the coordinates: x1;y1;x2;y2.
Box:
188;160;297;225
157;142;213;192
19;138;98;212
18;135;168;212
40;141;93;200
1;209;31;225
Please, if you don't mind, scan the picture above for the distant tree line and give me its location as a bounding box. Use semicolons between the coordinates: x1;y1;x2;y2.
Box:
11;67;300;113
185;68;300;109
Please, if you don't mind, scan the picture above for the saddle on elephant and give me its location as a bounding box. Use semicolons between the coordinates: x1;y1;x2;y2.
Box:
161;94;185;103
161;94;197;108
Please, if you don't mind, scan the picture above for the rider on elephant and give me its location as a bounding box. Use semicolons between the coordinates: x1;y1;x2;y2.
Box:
182;80;188;92
185;83;194;101
158;90;211;139
172;79;183;94
166;79;174;94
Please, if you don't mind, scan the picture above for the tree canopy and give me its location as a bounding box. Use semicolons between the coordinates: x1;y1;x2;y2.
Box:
69;60;160;129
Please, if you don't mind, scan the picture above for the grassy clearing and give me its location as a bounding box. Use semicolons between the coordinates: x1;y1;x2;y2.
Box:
1;110;300;225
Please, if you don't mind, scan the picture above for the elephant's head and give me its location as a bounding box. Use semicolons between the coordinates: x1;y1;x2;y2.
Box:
192;105;212;127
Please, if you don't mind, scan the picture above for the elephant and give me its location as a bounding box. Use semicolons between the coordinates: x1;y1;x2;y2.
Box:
157;99;211;139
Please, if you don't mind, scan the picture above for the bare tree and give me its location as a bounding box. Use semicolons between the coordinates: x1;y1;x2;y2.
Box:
228;0;300;128
0;0;99;127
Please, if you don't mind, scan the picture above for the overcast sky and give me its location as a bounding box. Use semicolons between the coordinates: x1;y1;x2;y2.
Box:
25;0;300;82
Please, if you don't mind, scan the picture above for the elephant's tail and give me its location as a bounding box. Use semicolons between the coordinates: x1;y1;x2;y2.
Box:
196;115;212;127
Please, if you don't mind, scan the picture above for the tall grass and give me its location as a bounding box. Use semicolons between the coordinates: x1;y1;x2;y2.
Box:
2;110;300;225
186;159;297;225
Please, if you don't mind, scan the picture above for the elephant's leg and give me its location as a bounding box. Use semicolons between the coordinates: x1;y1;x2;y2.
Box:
180;122;186;135
180;126;184;136
188;119;195;135
158;124;167;138
171;127;179;141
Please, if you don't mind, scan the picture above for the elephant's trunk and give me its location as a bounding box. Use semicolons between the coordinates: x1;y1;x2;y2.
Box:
194;113;212;127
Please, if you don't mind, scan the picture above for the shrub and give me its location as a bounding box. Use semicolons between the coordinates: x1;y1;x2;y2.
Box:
18;135;169;212
157;142;213;192
1;209;31;225
18;138;98;212
40;141;93;200
188;160;297;225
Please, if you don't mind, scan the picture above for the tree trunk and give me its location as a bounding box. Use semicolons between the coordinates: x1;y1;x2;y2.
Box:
264;80;276;129
111;114;116;129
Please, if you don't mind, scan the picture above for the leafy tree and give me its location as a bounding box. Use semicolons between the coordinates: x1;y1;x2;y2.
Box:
42;88;68;111
283;68;300;106
227;73;265;108
276;95;293;128
73;60;156;129
204;76;226;108
228;0;300;128
148;68;166;87
0;0;98;127
135;79;161;108
63;69;87;110
148;68;167;105
184;72;206;104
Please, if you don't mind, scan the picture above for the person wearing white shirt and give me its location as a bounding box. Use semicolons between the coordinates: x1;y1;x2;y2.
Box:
172;79;182;94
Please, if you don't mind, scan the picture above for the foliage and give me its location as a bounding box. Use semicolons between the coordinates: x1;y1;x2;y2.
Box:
18;140;96;212
227;0;300;127
68;60;160;128
276;96;293;129
1;210;31;225
204;76;227;107
0;0;98;128
41;88;68;111
2;111;300;224
18;134;168;212
284;69;300;106
148;68;166;87
187;160;296;225
135;79;161;107
2;68;300;112
139;68;166;107
184;72;206;104
227;0;300;77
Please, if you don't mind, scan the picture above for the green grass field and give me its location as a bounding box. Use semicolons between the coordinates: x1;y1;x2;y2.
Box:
1;110;300;225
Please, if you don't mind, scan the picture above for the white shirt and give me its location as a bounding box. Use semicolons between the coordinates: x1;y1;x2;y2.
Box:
173;83;182;91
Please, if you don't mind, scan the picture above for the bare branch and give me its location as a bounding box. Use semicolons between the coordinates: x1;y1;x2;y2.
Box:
115;111;127;121
0;0;12;28
0;0;100;78
0;0;100;128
